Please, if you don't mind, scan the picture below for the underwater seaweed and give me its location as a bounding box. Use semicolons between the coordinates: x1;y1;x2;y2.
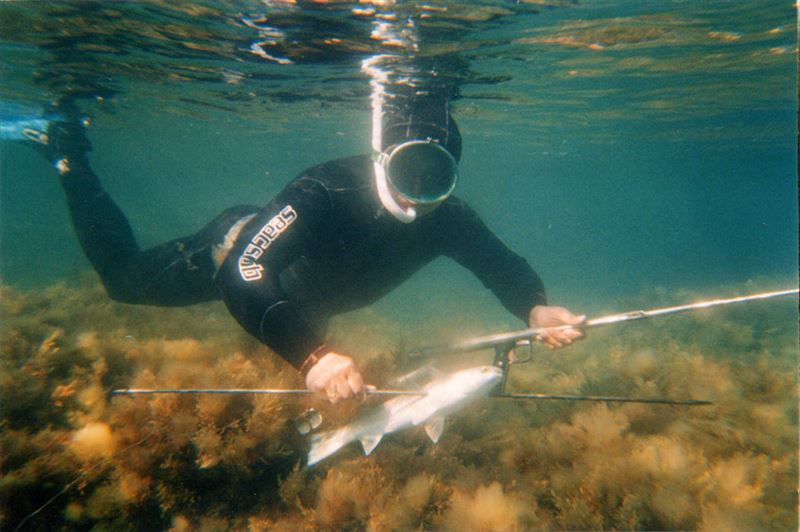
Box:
0;278;797;530
439;481;538;531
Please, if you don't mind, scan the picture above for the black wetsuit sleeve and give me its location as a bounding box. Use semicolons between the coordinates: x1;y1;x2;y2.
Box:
215;177;332;369
442;200;547;322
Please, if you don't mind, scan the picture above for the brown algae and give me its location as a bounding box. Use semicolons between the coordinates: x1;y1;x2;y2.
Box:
0;279;797;530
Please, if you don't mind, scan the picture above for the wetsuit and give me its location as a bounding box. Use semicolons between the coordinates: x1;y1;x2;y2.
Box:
50;124;547;370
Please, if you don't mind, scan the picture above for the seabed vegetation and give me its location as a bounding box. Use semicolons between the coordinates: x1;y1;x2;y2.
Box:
1;276;797;531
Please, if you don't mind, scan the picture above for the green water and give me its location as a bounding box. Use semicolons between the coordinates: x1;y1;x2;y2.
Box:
1;2;796;325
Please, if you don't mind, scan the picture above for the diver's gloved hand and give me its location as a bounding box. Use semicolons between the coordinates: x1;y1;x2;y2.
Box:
305;351;366;404
529;305;586;349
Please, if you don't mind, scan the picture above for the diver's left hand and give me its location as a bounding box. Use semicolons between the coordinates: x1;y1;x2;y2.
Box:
528;305;586;349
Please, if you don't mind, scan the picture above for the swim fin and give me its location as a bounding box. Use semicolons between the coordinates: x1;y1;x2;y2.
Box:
0;102;60;143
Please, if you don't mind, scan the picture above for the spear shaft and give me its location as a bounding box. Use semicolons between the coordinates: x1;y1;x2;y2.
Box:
411;288;798;358
492;392;712;405
111;387;425;396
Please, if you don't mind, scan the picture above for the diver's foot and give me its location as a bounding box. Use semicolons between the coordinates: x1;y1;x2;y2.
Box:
2;101;91;166
0;103;55;145
20;127;50;144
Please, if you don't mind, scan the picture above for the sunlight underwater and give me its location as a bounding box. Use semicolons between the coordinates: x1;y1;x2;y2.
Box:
0;277;797;530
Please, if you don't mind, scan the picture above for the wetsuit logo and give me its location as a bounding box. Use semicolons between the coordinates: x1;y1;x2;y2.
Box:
238;205;297;281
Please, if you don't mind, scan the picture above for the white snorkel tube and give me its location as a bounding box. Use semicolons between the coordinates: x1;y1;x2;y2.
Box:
374;153;418;223
363;53;420;224
363;14;460;223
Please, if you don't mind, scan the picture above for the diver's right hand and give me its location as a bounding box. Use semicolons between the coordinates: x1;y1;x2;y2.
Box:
305;352;366;404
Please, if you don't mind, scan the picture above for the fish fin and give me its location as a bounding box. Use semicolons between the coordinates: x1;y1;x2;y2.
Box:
424;416;445;443
308;428;351;467
359;433;384;456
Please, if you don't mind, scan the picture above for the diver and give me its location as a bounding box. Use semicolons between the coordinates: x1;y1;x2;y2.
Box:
24;96;585;404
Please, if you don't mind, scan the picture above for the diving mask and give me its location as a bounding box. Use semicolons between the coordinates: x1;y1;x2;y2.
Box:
374;139;459;223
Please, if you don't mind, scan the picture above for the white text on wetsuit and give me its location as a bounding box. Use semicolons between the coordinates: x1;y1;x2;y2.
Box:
238;205;297;281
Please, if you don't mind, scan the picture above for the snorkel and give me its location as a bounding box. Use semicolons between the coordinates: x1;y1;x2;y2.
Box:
364;54;422;223
363;50;462;224
374;145;418;223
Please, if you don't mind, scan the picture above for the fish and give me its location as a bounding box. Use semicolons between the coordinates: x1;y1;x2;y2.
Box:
307;365;503;466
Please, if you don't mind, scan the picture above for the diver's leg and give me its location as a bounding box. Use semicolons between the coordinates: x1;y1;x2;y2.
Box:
46;120;149;301
45;117;257;305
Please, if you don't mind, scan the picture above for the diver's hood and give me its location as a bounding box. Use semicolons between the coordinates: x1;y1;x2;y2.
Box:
374;99;462;223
